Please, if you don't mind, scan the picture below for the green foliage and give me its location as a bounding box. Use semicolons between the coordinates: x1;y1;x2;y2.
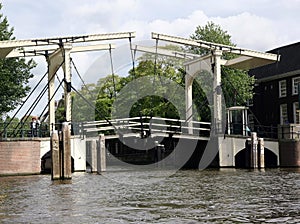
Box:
72;83;100;122
190;21;233;56
0;4;36;117
221;67;255;106
189;21;255;109
72;22;254;123
126;56;184;119
0;116;30;138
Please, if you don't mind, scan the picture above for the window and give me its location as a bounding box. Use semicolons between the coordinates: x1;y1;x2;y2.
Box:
279;80;287;97
293;102;300;124
280;104;288;124
292;77;300;95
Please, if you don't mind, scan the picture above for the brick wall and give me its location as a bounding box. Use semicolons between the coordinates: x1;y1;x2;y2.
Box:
0;140;41;175
279;140;300;167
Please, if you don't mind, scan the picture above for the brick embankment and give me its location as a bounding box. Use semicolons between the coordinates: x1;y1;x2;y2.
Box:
0;140;41;176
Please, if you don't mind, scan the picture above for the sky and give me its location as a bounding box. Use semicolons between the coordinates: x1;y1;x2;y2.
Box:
1;0;300;118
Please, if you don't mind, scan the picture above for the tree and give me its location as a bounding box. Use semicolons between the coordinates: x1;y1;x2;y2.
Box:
125;51;184;119
95;74;124;120
76;23;254;123
189;21;255;109
72;83;100;122
90;46;185;121
0;4;36;118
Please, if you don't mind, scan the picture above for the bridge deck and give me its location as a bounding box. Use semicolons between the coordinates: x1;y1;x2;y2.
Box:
82;116;211;141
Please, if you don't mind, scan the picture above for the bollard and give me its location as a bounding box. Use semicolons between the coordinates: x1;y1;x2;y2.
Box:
251;132;258;168
51;123;72;180
90;140;97;173
258;138;265;169
245;138;251;168
97;134;106;173
51;130;60;180
62;122;72;179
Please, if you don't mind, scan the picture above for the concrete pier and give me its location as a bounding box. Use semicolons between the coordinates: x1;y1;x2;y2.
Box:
62;123;72;179
244;133;265;169
51;122;72;180
250;132;258;168
97;134;106;173
87;139;98;173
51;131;60;180
258;138;265;168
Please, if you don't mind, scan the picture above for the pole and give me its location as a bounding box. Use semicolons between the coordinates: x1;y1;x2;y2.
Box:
213;50;223;134
251;132;258;168
51;130;60;180
185;73;193;134
62;122;72;179
62;44;72;123
258;138;265;169
97;134;106;173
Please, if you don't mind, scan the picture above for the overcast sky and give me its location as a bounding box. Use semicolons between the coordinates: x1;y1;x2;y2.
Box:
2;0;300;117
2;0;300;50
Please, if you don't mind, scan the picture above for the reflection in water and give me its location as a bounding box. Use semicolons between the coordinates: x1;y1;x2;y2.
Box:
0;168;299;223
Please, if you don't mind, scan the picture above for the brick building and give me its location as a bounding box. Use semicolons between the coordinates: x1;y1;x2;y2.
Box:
249;42;300;137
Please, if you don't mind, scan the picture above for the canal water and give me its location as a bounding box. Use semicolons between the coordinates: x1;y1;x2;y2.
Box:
0;168;299;223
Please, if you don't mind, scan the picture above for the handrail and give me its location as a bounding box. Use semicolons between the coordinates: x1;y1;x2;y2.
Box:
278;124;300;140
227;121;278;139
81;116;211;138
0;121;50;139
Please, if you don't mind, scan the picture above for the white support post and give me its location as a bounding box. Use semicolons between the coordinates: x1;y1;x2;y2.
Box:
97;134;106;173
227;110;231;135
213;50;223;134
47;45;72;132
62;44;72;123
47;49;64;131
243;109;248;136
258;138;265;168
185;73;193;134
251;132;258;168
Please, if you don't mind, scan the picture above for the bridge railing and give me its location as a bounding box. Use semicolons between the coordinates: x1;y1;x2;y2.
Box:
0;121;50;140
253;124;278;139
81;116;211;138
278;124;300;140
227;122;278;139
0;121;84;140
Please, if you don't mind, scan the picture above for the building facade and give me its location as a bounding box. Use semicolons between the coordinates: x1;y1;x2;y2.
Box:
249;42;300;138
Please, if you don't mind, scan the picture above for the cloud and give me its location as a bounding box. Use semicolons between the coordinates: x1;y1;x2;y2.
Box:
3;0;299;51
213;12;278;51
3;0;299;118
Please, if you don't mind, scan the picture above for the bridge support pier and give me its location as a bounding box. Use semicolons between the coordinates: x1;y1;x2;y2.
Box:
87;139;98;173
86;135;106;173
245;132;264;169
97;134;106;173
258;138;265;168
51;131;60;180
51;122;72;180
251;132;258;168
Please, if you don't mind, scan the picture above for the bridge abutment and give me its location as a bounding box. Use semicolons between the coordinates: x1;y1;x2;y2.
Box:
279;140;300;167
0;140;41;176
86;134;106;173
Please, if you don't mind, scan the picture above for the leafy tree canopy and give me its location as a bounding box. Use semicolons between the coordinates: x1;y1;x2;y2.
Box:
189;21;255;110
73;22;255;123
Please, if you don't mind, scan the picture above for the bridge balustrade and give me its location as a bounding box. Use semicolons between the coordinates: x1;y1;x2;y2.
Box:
278;124;300;140
227;121;278;139
0;121;50;139
81;116;211;139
